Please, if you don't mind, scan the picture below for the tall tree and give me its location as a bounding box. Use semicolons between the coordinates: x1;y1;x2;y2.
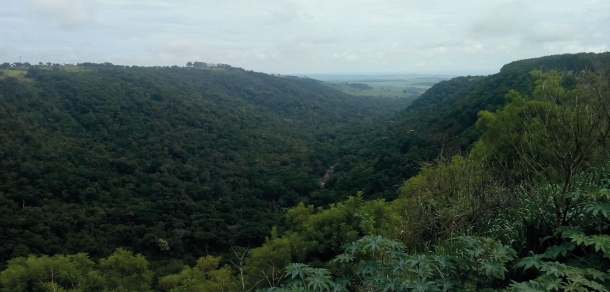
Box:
473;69;610;229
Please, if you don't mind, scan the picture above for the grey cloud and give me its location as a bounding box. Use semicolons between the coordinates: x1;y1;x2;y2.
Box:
272;32;340;60
161;40;254;65
469;1;530;38
263;2;301;24
308;35;339;44
524;23;575;44
2;0;608;74
332;52;360;61
276;41;316;59
164;41;226;58
0;44;9;58
26;0;97;29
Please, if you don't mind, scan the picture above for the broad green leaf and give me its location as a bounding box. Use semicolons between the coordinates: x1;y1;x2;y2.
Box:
357;261;380;276
330;253;354;264
507;280;547;292
437;277;458;292
515;254;543;271
406;278;441;292
305;268;333;292
543;242;576;259
490;244;516;262
541;262;568;277
332;276;352;292
567;232;590;246
557;226;584;239
537;274;562;291
590;235;610;254
480;260;507;279
432;255;455;270
583;280;609;292
584;201;610;218
341;242;359;255
561;279;591;292
379;277;401;292
586;268;609;281
285;263;310;280
391;260;410;273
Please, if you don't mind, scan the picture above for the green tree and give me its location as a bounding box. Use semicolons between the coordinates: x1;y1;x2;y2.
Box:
157;255;231;292
388;152;517;252
242;230;312;289
0;253;103;292
473;70;610;229
98;248;153;292
258;235;516;292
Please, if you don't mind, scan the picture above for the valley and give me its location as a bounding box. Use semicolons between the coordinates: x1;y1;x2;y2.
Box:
1;52;610;291
309;73;452;98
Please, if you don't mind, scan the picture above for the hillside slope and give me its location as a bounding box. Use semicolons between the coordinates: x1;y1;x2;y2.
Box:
324;52;610;200
0;65;409;265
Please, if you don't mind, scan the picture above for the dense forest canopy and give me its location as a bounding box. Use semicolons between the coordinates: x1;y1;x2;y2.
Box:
2;52;610;291
0;65;413;268
322;53;610;201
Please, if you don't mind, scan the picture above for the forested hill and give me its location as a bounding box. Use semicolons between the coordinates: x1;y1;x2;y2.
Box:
2;53;608;276
3;53;610;291
321;52;610;200
0;65;411;266
396;52;610;154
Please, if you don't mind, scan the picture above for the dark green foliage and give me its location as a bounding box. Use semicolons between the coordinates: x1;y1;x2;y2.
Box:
500;52;610;74
0;65;407;267
506;183;610;291
252;54;610;291
3;52;610;291
258;235;517;291
326;53;610;202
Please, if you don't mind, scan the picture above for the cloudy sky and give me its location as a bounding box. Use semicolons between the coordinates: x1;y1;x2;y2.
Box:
1;0;609;75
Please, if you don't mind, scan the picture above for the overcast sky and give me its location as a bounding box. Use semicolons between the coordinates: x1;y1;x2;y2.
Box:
1;0;609;75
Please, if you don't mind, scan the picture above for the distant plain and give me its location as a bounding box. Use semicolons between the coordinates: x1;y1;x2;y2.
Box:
304;74;453;98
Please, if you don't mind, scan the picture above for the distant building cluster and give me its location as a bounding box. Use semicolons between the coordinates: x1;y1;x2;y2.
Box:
186;61;232;68
0;61;237;69
0;62;76;68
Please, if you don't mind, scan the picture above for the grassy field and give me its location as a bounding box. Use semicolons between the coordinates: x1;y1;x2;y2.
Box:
0;69;28;78
0;68;28;80
0;66;95;80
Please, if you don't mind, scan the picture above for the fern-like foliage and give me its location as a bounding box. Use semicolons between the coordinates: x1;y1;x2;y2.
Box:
261;235;515;291
507;186;610;291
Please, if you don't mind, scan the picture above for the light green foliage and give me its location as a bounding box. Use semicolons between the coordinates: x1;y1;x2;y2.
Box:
0;253;103;292
157;255;231;292
258;262;346;292
285;194;400;255
98;248;153;292
473;70;610;228
395;155;508;247
0;69;28;79
244;232;312;288
507;184;610;291
473;70;610;180
260;235;516;291
245;194;400;288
